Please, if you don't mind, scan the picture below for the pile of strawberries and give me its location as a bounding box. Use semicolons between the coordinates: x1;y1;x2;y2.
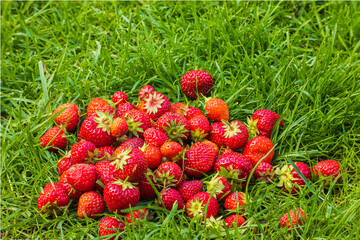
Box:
38;70;342;238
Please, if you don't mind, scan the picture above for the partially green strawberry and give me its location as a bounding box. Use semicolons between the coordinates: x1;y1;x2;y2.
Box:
39;126;67;152
205;97;229;121
77;191;105;219
155;162;183;188
180;70;213;99
52;103;80;131
186;192;219;219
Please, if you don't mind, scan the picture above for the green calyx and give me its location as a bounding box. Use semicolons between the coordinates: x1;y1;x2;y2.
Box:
113;178;136;191
188;198;204;217
94;110;114;135
124;116;143;138
163;120;188;144
110;148;132;171
222;120;243;138
156;169;178;188
190;129;208;142
246;117;259;139
205;174;225;198
275;165;299;192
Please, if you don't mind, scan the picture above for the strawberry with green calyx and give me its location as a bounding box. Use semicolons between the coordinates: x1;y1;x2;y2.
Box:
59;169;82;199
205;174;232;200
116;102;137;118
71;140;97;164
39;126;67;152
57;152;74;175
96;146;115;161
177;180;203;202
52;103;80;132
247;109;283;138
275;162;312;194
155;162;183;188
171;102;186;115
99;216;126;240
253;162;275;183
87;98;113;117
208;122;226;149
204;97;229;122
158;188;185;211
142;92;171;121
189;115;210;142
186;192;219;219
160;141;183;162
139;85;155;100
141;144;162;169
38;182;70;215
77;191;105;219
180;70;213;99
312;160;341;184
123;109;152;138
243;136;275;166
184;142;217;178
184;106;204;120
121;137;145;149
280;208;306;232
66;164;97;192
205;216;225;233
224;192;246;211
110;117;128;139
155;112;190;144
112;91;128;106
222;120;249;150
144;127;169;148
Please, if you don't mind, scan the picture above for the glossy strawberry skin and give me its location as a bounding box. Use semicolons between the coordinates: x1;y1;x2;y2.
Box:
57;153;74;175
99;216;126;240
124;109;152;138
59;169;82;199
225;214;246;228
186;192;219;219
143;144;162;169
159;188;185;211
312;160;341;182
143;92;171;120
110;118;128;138
112;91;128;106
205;98;229;121
224;192;246;210
252;109;283;138
95;161;116;186
87;98;111;117
71;141;97;164
184;106;204;120
280;208;305;231
66;164;97;192
223;121;249;150
138;173;159;200
125;209;149;223
253;162;274;180
121;137;145;149
97;146;115;160
171;103;186;115
155;162;183;188
139;85;155;100
103;182;140;213
177;180;203;202
116;102;137;118
290;162;312;192
208;122;226;148
184;143;217;178
202;140;220;157
52;103;79;131
77;191;105;219
189;115;210;140
39;126;67;152
144;128;169;148
243;136;275;165
38;182;70;213
160;141;183;161
180;70;213;99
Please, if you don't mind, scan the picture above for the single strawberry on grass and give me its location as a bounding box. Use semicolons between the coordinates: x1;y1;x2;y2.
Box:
312;160;341;183
186;192;219;219
205;97;229;121
38;182;70;215
224;192;246;211
39;126;67;152
158;188;185;211
180;70;213;99
77;191;105;219
280;208;306;232
52;103;80;131
99;216;126;240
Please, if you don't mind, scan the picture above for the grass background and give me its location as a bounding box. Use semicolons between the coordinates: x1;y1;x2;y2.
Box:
1;1;360;239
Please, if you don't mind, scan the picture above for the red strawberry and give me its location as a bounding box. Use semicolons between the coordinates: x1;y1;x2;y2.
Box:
171;102;185;115
110;118;128;138
121;137;145;149
111;146;147;182
95;161;116;186
222;120;249;150
139;85;155;100
57;152;74;175
125;209;149;224
155;162;183;188
177;180;203;202
205;98;229;121
205;175;232;200
137;100;146;111
180;70;213;99
38;182;70;214
243;136;274;165
275;162;312;194
71;141;97;164
52;103;80;131
138;171;159;200
184;142;217;178
208;122;226;148
189;115;210;142
312;160;341;183
186;192;219;219
224;192;246;211
39;126;67;152
184;106;204;120
116;102;137;117
158;188;184;210
202;140;220;157
77;191;105;219
87;98;112;117
66;164;97;192
248;109;283;138
225;214;246;228
253;162;275;182
155;112;190;144
96;146;115;161
112;91;128;106
160;141;183;162
123;109;152;138
142;92;171;120
280;208;305;231
142;144;162;169
99;216;126;240
58;169;82;199
103;180;140;213
144;128;169;148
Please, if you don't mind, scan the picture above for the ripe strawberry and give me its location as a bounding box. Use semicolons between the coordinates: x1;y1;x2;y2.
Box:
99;216;126;240
66;164;97;192
142;92;171;120
202;140;220;157
39;126;67;152
158;188;185;210
189;115;210;142
57;152;74;175
52;103;80;131
59;169;82;199
184;106;204;120
71;141;97;164
155;112;190;144
38;182;70;214
280;208;305;231
177;180;203;202
142;144;162;169
116;102;137;117
77;191;105;219
222;120;249;150
121;137;145;149
184;143;217;178
186;192;219;219
224;192;246;211
275;162;312;194
144;128;169;148
312;160;341;183
243;136;274;165
137;100;146;111
139;85;155;100
205;175;232;200
160;141;183;162
138;171;159;200
111;146;147;182
87;98;112;117
96;146;115;161
208;122;226;148
248;109;283;138
125;209;149;224
103;180;140;213
112;91;128;106
253;162;275;182
205;97;229;121
180;70;213;99
95;161;116;186
171;102;186;115
123;109;152;138
110;117;128;138
155;162;183;188
225;214;246;228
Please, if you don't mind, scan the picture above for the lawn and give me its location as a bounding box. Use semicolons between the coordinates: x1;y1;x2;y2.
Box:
1;1;360;239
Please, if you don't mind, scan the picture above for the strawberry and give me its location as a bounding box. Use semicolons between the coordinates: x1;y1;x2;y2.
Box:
189;115;210;142
87;98;112;117
142;144;162;169
205;174;232;200
144;128;169;148
222;120;249;150
123;109;152;138
52;103;80;131
116;102;137;117
155;112;190;144
57;152;74;175
38;182;70;214
39;126;67;152
224;192;246;211
248;109;283;138
95;161;116;186
280;208;305;231
142;92;171;120
158;188;184;210
121;137;145;149
243;136;274;165
155;162;183;188
186;192;219;219
71;141;97;164
180;70;213;99
171;102;186;115
78;109;116;147
225;214;246;228
99;216;126;240
160;141;183;162
125;209;149;224
275;162;312;194
110;117;128;138
202;140;219;157
177;180;203;202
103;180;140;213
112;91;128;106
139;85;155;100
137;100;146;111
312;160;341;183
111;146;147;182
96;146;115;161
138;171;159;200
184;106;204;120
59;169;82;199
184;142;217;178
66;164;97;192
253;162;275;182
205;97;229;121
77;191;105;219
208;122;226;148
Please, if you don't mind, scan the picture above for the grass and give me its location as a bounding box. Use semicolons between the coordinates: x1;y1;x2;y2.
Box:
1;1;360;239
